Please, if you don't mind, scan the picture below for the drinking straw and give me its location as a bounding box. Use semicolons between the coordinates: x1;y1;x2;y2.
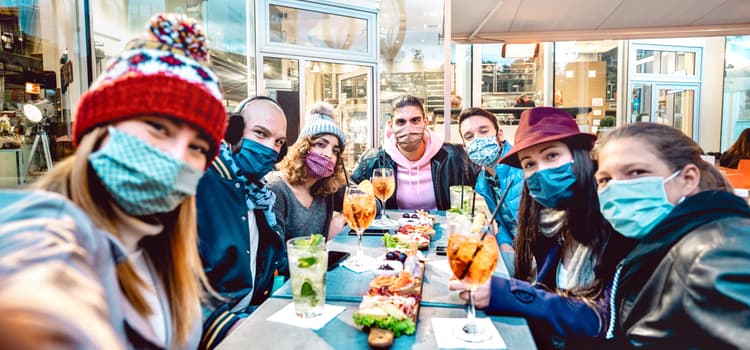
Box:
458;178;514;280
470;190;477;217
488;178;514;229
342;160;352;185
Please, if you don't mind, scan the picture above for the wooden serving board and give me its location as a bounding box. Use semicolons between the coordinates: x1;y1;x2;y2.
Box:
365;260;426;348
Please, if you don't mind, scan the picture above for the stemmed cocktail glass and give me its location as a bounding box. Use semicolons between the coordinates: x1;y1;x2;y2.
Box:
371;168;396;226
447;218;499;342
342;185;377;269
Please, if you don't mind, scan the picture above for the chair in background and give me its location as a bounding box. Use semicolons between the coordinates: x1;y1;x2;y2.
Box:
738;159;750;175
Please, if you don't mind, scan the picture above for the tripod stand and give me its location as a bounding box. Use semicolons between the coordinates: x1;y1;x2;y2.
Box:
25;121;53;179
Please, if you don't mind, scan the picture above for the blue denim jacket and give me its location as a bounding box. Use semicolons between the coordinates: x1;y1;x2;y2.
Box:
474;140;524;246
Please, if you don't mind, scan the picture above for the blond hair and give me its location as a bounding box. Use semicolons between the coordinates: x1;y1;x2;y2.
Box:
32;127;208;347
277;135;346;197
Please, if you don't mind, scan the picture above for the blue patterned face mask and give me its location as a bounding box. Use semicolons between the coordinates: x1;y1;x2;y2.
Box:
526;161;576;209
466;135;502;167
598;171;680;240
232;138;279;180
89;127;203;216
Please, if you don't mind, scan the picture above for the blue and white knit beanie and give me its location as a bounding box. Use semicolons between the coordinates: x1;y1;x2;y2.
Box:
299;102;347;147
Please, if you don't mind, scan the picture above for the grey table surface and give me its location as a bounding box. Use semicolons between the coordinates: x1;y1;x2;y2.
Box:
216;298;536;350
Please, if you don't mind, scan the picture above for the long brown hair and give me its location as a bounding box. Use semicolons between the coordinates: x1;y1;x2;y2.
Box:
276;135;346;197
720;128;750;168
513;137;633;300
32;127;208;347
599;123;731;192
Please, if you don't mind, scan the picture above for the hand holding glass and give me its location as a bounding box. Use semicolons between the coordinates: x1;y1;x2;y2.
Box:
447;218;499;342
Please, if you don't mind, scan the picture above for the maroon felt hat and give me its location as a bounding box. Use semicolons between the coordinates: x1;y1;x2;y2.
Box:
499;107;596;168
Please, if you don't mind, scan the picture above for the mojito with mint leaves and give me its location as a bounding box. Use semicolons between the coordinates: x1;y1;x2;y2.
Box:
287;234;327;318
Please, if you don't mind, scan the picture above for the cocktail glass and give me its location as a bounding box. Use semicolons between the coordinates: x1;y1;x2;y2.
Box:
287;235;328;318
447;218;499;342
371;168;396;226
342;185;377;269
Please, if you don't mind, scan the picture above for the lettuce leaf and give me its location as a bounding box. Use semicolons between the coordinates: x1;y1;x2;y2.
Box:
353;312;416;337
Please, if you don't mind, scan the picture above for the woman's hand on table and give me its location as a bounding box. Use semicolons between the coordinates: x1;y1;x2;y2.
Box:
327;211;347;240
448;278;491;309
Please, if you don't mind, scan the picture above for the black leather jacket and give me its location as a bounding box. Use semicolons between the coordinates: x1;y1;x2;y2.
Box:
609;190;750;349
351;143;479;210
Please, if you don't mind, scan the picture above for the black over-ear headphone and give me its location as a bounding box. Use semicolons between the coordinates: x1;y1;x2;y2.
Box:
225;96;287;161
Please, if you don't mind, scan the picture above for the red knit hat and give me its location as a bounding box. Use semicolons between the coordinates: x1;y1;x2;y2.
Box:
499;107;596;168
74;13;226;161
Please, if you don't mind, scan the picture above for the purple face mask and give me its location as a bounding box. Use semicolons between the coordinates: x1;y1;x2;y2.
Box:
305;152;336;178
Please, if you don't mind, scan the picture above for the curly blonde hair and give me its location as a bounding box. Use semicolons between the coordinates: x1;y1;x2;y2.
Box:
277;135;346;197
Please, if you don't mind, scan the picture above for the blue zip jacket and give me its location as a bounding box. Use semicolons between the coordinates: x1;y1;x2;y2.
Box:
474;140;524;245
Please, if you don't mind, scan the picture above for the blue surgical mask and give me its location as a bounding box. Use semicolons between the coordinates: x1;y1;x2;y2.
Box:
598;171;680;240
526;161;576;209
466;136;502;167
232;138;279;180
89;127;203;216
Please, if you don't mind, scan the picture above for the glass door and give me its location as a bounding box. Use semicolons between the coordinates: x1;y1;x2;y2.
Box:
300;60;372;171
261;56;301;144
630;82;698;137
337;68;372;171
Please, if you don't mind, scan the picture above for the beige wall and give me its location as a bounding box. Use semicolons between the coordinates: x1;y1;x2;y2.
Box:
697;37;726;153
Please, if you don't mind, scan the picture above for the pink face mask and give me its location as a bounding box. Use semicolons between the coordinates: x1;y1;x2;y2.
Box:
305;152;336;178
392;125;425;151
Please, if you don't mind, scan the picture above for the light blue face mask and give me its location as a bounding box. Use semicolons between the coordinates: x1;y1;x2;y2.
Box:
598;171;680;240
89;127;203;216
526;161;576;209
466;135;502;167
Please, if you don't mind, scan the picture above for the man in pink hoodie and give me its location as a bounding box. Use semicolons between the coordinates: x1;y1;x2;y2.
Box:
352;95;478;210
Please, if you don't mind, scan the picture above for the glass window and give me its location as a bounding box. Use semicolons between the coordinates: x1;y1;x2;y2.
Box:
268;5;368;53
0;1;83;184
475;44;542;126
378;0;445;140
554;41;619;134
721;36;750;151
92;1;253;106
635;49;696;76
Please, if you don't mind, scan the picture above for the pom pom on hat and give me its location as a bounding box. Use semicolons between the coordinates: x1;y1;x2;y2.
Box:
73;13;226;164
299;102;347;147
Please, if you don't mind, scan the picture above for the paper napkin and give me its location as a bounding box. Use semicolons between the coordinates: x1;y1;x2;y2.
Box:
267;302;346;331
341;258;374;273
431;317;507;349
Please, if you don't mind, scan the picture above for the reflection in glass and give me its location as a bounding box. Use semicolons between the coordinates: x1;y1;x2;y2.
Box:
720;36;750;151
269;5;368;53
553;41;619;133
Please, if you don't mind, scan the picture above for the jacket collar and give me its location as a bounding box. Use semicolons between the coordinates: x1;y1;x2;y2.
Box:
211;141;239;181
620;190;750;288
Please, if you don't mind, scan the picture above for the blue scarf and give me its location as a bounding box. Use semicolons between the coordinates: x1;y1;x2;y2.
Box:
219;142;277;227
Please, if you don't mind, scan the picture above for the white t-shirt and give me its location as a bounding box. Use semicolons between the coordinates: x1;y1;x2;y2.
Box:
231;211;259;313
556;261;569;290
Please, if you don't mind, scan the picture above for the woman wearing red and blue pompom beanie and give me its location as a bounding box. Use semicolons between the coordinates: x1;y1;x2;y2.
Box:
0;13;225;349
